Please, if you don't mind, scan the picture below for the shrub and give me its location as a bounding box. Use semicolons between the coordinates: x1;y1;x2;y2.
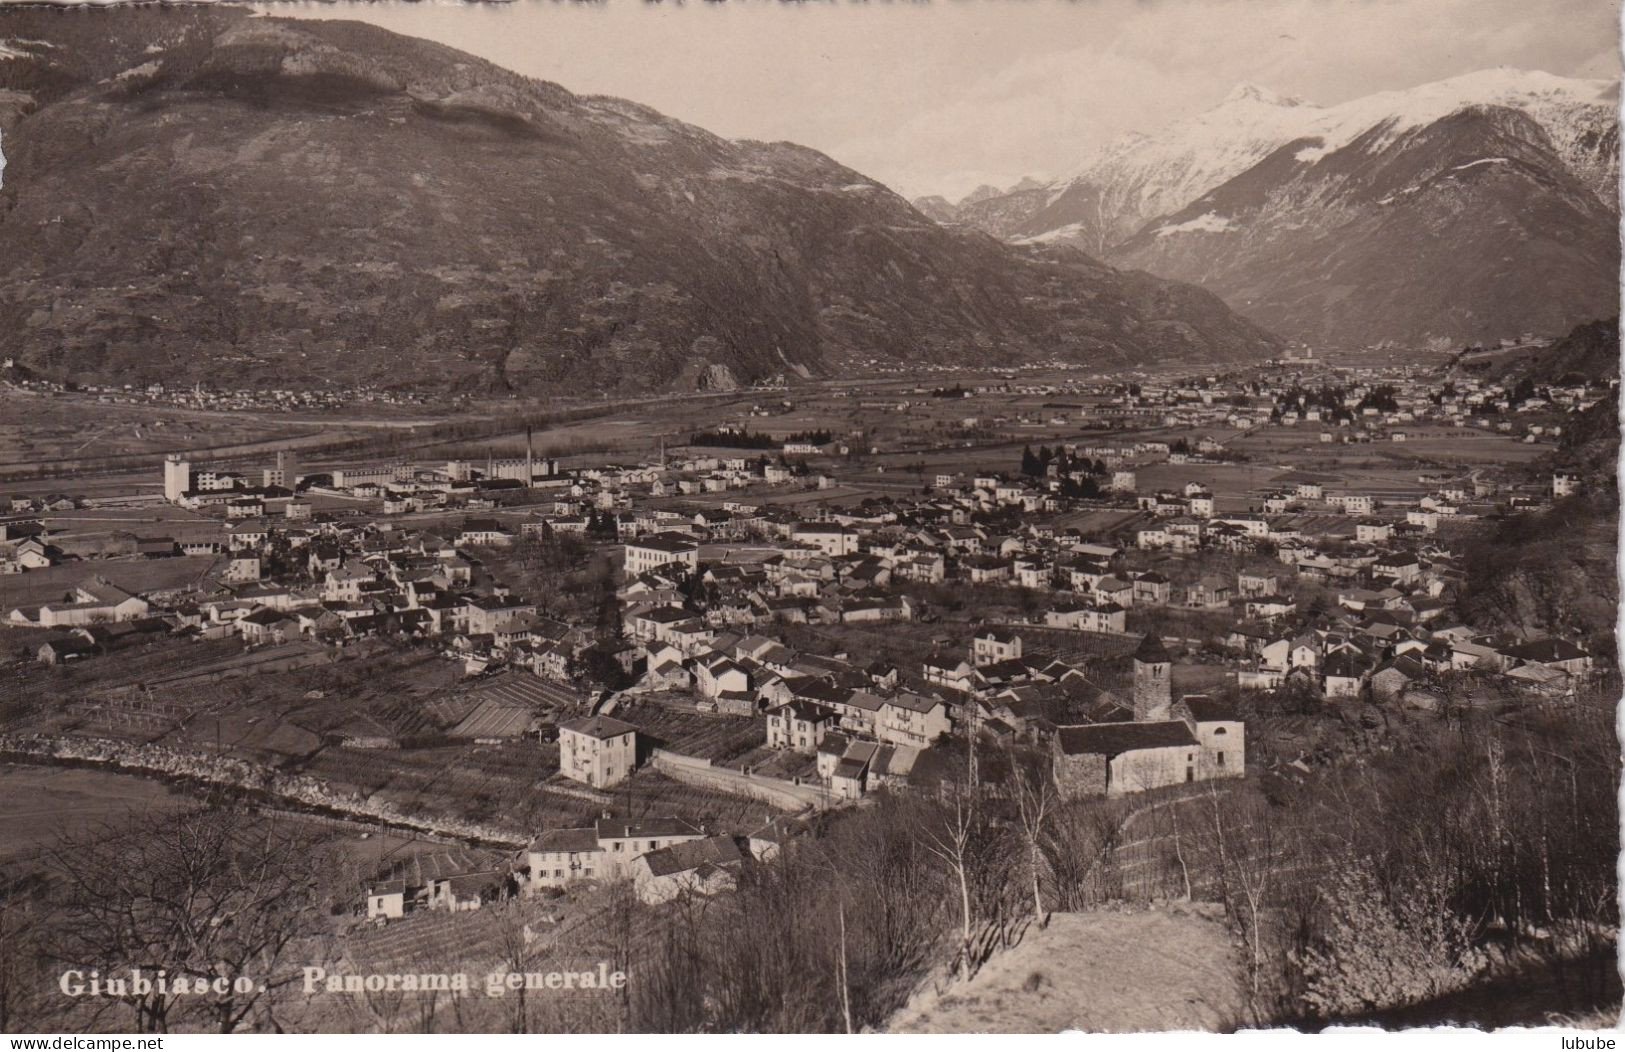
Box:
1297;862;1486;1019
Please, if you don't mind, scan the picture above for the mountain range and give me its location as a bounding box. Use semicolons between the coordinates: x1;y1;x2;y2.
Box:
0;8;1278;395
919;71;1620;351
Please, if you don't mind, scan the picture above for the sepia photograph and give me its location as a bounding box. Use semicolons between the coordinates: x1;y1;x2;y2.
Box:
0;0;1618;1037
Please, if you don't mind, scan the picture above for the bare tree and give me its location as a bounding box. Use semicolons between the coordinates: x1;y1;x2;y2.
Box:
1009;746;1055;923
1204;782;1279;1023
0;871;50;1033
813;797;944;1024
920;786;983;983
633;886;711;1031
834;898;854;1034
44;807;331;1034
1043;798;1126;910
1168;803;1193;903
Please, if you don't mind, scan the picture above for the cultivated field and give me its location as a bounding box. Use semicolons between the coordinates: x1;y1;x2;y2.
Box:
0;764;190;864
1;554;220;609
612;701;766;764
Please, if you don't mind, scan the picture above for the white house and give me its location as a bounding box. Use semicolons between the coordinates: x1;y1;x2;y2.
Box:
558;715;639;788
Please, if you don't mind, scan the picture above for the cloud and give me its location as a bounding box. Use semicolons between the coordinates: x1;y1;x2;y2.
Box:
282;0;1620;200
831;47;1196;199
830;0;1619;198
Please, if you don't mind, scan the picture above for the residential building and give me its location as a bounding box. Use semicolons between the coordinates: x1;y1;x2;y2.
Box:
559;715;639;788
624;534;700;579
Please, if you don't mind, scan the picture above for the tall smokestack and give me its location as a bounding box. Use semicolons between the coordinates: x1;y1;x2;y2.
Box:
526;426;534;489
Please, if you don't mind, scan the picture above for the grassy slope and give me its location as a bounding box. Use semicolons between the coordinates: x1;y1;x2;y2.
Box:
886;906;1244;1033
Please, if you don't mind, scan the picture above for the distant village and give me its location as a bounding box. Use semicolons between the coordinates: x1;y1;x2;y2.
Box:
3;365;435;413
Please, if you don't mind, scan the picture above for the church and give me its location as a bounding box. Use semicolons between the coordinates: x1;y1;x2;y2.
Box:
1051;634;1245;798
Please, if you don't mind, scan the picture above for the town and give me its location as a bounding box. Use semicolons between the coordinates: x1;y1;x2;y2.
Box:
0;331;1616;1031
0;0;1618;1034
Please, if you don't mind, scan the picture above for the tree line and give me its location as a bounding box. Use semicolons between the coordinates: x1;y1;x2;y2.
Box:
688;429;833;450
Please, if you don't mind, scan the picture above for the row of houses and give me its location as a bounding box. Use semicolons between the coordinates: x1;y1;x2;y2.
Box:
365;814;798;919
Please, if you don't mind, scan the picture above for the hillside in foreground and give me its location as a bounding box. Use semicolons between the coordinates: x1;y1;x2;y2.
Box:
885;907;1245;1033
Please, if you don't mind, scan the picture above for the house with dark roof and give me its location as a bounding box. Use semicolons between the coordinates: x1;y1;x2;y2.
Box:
6;535;59;572
1131;571;1171;605
922;652;976;692
817;736;876;800
623;532;700;580
1183;575;1233;609
632;835;745;904
1051;664;1246;797
72;617;169;654
364;847;511;920
37;636;97;665
1322;651;1367;697
236;606;299;645
974;657;1037;691
1370;655;1427;701
813;734;920;800
1172;695;1245;781
526;815;706;890
971;626;1023;667
1052;721;1201;798
1500;639;1591;677
596;816;707;879
527;827;605;890
746;816;806;862
877;692;951;748
559;714;638;788
767;699;835;752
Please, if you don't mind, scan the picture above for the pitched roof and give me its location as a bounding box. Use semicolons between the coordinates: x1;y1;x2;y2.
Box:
1132;633;1171;664
1373;655;1426;680
882;692;943;714
641;835;743;878
874;744;921;777
596;816;702;840
1055;720;1197;758
833;758;869;779
1501;638;1587;664
560;714;637;740
629;533;700;554
1323;652;1366;678
531;827;601;854
1178;695;1238;723
40;636;96;657
771;699;835;722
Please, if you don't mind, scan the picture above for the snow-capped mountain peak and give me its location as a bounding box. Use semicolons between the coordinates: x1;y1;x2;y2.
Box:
1219;81;1312;108
1302;67;1614;153
1049;66;1616;221
935;64;1617;352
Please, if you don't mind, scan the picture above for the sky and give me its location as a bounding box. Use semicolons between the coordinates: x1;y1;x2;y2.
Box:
269;0;1621;200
